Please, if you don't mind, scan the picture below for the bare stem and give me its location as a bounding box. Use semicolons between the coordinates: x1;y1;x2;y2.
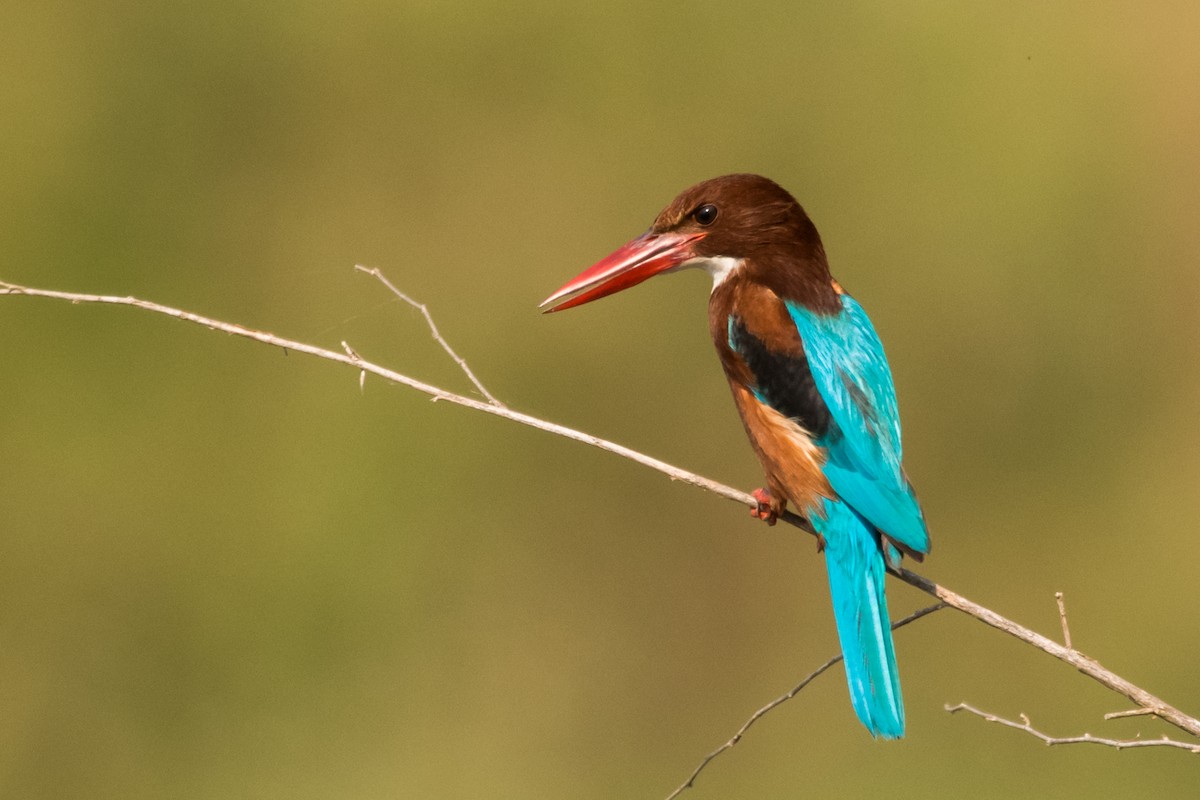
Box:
1105;708;1159;721
0;278;748;505
354;264;505;407
665;603;947;800
895;569;1200;737
1056;591;1072;649
946;704;1200;753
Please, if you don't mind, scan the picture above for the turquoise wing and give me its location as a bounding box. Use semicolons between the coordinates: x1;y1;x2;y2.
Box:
786;296;929;556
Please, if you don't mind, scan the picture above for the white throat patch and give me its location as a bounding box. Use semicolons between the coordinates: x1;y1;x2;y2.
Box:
679;256;744;292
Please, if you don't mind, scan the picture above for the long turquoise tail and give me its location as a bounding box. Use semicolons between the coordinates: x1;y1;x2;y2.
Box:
818;500;905;738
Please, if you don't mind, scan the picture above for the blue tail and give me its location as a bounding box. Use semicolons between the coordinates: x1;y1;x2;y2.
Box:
818;500;905;738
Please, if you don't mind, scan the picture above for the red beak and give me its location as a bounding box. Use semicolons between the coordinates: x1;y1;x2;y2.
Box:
540;231;706;313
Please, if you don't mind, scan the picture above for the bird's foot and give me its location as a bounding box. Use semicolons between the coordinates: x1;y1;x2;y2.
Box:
750;488;778;526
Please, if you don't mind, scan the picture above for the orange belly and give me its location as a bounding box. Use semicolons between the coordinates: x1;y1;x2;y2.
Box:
731;383;834;517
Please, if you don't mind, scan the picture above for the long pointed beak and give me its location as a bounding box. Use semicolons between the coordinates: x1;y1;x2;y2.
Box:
540;230;706;313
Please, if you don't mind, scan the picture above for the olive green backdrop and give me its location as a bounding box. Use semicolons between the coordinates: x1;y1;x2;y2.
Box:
2;3;1198;798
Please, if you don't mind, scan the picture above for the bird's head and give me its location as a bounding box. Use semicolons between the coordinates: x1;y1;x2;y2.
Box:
541;173;831;313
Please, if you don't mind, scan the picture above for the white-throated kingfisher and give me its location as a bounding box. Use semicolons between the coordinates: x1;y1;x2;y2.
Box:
541;174;930;738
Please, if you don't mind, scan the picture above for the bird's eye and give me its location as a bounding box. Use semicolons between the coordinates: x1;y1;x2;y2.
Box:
693;204;719;226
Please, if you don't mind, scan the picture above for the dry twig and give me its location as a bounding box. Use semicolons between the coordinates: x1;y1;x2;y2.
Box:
1105;708;1161;721
946;704;1200;753
665;603;947;800
354;264;505;407
1056;591;1073;650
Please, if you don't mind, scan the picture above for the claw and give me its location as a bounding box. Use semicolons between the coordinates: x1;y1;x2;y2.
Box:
750;487;778;526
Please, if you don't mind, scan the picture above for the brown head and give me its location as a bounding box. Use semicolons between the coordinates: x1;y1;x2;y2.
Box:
541;174;839;313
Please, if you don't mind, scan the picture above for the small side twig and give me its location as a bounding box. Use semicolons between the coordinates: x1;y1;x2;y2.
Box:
340;341;366;392
666;602;947;800
1055;591;1072;650
1105;708;1160;721
355;264;505;407
894;567;1200;738
946;704;1200;753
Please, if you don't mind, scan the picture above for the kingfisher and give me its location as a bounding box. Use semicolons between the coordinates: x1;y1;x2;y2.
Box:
540;174;930;738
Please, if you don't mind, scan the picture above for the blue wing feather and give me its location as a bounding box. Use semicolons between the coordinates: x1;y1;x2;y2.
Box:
723;291;925;737
820;498;905;738
786;296;930;556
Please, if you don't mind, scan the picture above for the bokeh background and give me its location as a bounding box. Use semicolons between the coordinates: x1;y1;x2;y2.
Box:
2;3;1198;798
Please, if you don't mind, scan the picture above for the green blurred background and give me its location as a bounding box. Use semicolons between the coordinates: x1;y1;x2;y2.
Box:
2;2;1198;798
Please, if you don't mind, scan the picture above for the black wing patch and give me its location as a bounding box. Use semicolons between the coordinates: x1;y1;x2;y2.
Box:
728;315;833;438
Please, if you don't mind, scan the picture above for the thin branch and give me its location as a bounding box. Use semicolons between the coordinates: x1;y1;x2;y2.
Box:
946;704;1200;753
354;264;505;407
1056;591;1072;650
1106;708;1160;721
666;603;947;800
0;278;749;511
894;568;1200;738
3;276;1198;746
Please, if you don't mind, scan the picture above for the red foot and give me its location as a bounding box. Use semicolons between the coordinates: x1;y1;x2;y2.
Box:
750;488;778;526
